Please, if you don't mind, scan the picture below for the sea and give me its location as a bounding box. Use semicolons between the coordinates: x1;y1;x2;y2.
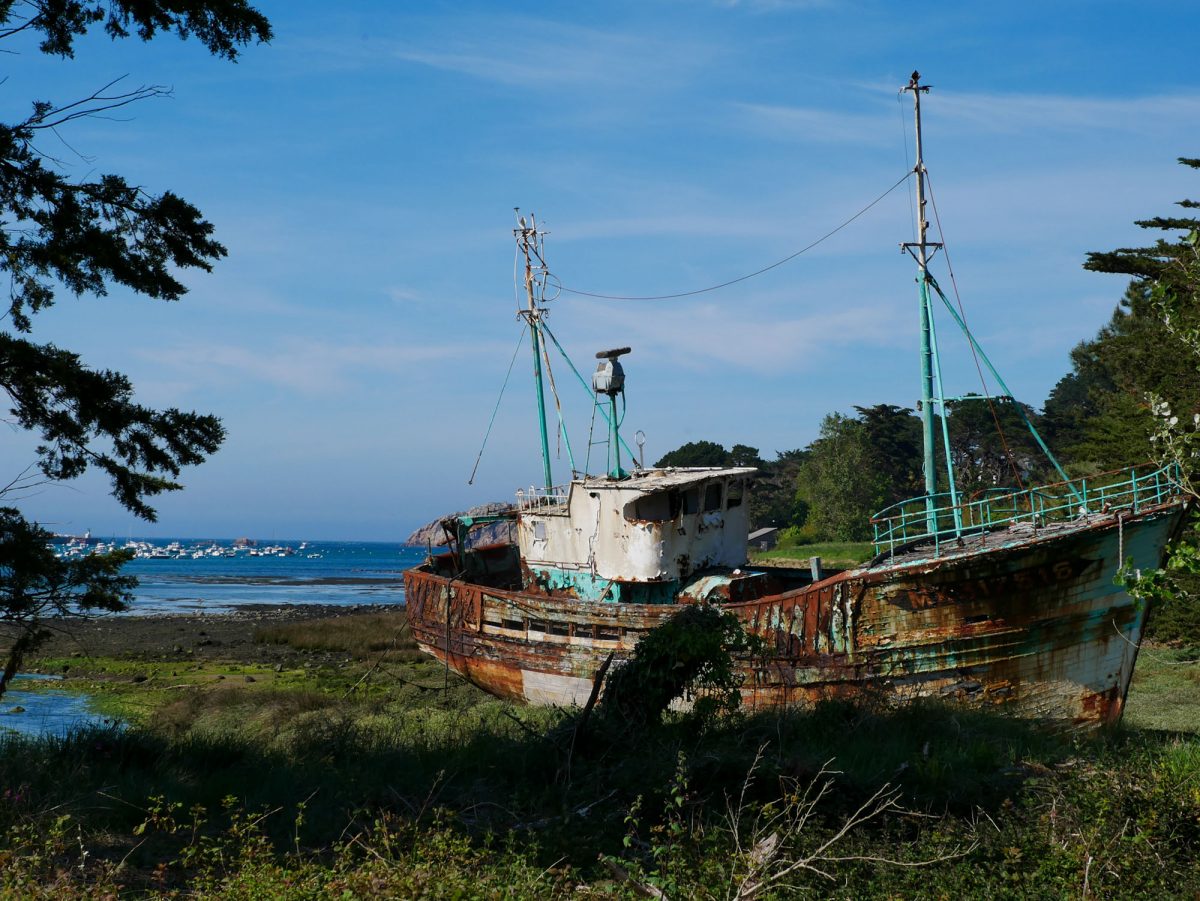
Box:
96;539;426;615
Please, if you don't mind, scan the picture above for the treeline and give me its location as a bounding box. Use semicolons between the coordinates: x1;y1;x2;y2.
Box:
657;157;1200;546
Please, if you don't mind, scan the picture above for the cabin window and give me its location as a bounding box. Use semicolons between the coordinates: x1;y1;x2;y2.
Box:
626;492;671;522
549;621;571;637
703;482;723;512
529;619;548;632
681;488;699;515
597;625;620;641
501;619;525;632
727;480;744;508
532;520;547;540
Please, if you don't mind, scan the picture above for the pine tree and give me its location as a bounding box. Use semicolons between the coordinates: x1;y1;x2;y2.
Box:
0;2;271;699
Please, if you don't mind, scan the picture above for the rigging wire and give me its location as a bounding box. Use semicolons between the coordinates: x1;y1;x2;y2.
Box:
467;325;528;485
540;322;638;464
924;171;1025;490
538;326;577;474
558;171;913;301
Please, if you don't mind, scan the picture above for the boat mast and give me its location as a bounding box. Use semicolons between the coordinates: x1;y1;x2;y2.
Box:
902;72;943;532
515;212;554;492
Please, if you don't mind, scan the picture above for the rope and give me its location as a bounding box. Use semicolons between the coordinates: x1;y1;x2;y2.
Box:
467;325;527;485
559;171;913;301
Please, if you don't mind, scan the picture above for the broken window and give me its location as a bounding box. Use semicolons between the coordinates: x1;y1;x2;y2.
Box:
703;482;723;512
681;488;699;515
727;480;744;508
626;492;671;522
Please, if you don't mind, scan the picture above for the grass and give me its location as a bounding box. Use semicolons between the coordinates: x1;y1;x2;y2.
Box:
750;540;876;569
254;610;425;663
1124;644;1200;733
1;610;1198;898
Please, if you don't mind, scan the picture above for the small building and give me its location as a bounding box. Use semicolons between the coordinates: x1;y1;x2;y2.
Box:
748;527;779;551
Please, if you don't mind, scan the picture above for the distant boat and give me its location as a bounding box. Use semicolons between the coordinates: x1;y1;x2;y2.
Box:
405;75;1186;728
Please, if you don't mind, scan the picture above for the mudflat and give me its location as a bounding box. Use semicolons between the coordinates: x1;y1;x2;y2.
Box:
27;604;394;671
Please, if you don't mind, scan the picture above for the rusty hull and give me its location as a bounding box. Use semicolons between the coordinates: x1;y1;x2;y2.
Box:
404;502;1182;727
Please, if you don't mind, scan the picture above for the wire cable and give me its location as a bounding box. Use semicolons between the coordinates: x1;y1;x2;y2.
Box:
559;171;913;301
924;172;1025;489
468;325;528;485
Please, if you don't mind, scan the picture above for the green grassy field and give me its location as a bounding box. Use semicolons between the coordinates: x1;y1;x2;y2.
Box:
750;540;876;569
1;610;1198;898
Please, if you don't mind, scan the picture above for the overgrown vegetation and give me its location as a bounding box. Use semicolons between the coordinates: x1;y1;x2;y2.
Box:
24;607;1178;890
0;608;1195;897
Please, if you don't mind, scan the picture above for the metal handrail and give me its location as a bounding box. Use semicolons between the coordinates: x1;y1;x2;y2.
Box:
516;485;570;511
870;462;1183;557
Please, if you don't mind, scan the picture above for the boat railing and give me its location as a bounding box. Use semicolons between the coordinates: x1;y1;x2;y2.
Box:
870;462;1183;559
516;485;570;512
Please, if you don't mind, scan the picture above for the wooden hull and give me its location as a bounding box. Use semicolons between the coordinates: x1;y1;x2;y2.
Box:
404;503;1183;727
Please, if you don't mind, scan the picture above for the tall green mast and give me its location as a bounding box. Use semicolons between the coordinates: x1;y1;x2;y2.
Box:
901;72;958;534
515;212;554;492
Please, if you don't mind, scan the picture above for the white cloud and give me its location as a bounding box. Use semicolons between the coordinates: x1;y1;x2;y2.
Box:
381;19;719;91
137;338;501;395
566;299;908;375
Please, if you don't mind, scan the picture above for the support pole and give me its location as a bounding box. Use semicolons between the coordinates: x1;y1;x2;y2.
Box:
515;213;554;492
903;72;941;535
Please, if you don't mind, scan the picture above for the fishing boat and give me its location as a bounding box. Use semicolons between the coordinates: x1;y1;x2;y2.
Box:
405;74;1186;727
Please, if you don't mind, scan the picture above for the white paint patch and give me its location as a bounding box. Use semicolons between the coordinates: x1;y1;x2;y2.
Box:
521;668;594;706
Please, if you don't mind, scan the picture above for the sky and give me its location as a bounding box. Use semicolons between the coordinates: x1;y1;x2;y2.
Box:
4;0;1199;540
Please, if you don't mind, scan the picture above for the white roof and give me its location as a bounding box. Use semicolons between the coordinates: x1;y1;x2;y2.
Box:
575;466;757;493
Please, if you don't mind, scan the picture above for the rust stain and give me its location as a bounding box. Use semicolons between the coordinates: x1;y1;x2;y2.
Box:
404;501;1183;728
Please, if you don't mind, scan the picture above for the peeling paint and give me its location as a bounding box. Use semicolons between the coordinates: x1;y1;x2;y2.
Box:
407;495;1184;727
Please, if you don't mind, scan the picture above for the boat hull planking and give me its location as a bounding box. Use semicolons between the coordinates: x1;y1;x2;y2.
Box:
405;503;1181;727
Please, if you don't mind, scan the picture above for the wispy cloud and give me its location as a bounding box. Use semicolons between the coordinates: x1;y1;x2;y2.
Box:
137;338;500;395
933;90;1200;135
733;101;894;145
566;299;908;375
739;88;1200;147
383;18;719;91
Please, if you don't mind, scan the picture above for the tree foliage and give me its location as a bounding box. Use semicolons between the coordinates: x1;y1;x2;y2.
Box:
0;509;135;697
0;0;270;697
1044;158;1200;472
652;440;806;530
1072;158;1200;643
654;440;734;468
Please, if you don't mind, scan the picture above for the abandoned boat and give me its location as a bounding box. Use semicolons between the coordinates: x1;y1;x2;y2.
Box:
405;74;1186;727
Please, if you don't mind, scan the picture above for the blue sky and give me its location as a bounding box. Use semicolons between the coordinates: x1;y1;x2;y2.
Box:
7;0;1199;540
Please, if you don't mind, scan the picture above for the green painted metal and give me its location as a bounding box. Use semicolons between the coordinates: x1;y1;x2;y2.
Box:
608;393;628;479
538;336;578;476
530;321;554;491
527;565;678;604
540;323;638;465
926;274;1081;504
925;286;962;533
870;462;1182;556
918;275;938;532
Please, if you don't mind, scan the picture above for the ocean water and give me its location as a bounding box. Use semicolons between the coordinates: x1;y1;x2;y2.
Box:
112;540;426;614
